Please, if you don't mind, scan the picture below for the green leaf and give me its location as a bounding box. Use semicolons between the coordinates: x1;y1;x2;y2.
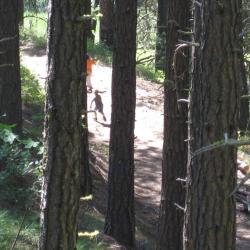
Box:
1;130;17;144
22;138;40;149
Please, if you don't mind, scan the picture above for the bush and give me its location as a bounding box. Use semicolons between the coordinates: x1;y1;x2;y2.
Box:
21;65;45;107
0;124;43;209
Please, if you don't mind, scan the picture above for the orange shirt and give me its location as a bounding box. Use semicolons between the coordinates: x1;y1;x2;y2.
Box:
87;58;95;74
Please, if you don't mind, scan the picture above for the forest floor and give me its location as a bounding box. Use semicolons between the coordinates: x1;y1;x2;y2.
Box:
21;45;250;249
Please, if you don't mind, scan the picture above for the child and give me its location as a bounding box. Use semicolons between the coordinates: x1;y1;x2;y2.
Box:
86;54;95;93
90;90;107;122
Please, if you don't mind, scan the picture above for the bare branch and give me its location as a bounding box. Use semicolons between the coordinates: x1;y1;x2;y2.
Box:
0;35;17;43
0;64;14;68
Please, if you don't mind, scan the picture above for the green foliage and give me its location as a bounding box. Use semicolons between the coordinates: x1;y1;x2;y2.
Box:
136;64;164;84
25;0;48;12
0;209;39;250
20;12;47;49
21;65;45;106
87;40;113;65
0;124;43;209
0;208;104;250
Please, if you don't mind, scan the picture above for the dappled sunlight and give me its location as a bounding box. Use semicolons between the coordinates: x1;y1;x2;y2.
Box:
78;230;100;239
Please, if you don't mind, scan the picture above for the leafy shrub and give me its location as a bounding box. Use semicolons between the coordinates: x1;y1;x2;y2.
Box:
21;65;45;107
20;12;47;49
0;124;43;209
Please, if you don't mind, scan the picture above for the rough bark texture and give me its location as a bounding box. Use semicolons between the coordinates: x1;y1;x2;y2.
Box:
104;0;137;247
183;1;240;250
238;0;249;133
0;0;22;133
100;0;114;46
80;0;92;196
157;1;190;249
39;0;85;249
155;0;167;71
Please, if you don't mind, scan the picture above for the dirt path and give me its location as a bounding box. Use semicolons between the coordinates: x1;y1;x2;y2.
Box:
21;46;250;249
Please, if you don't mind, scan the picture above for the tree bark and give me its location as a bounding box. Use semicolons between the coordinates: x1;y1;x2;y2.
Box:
238;0;249;133
104;0;137;247
39;0;85;249
157;1;190;249
100;0;114;47
183;1;240;249
0;0;22;134
80;0;92;196
155;0;167;71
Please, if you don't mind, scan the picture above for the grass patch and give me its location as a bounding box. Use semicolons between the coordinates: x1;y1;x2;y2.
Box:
0;209;39;250
0;208;105;250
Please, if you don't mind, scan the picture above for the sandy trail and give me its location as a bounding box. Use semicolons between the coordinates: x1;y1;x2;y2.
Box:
21;47;250;249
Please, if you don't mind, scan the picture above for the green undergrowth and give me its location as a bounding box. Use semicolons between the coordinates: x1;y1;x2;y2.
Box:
0;208;105;250
0;209;39;250
21;65;45;107
20;12;47;49
87;39;165;84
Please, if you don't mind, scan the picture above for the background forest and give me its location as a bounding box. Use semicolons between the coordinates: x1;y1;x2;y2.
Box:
0;0;250;249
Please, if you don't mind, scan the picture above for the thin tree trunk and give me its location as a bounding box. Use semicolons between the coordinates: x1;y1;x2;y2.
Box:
39;0;85;249
0;0;22;134
183;1;240;249
104;0;137;247
157;1;190;249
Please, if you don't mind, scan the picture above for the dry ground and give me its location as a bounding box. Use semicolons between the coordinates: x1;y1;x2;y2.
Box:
21;46;250;249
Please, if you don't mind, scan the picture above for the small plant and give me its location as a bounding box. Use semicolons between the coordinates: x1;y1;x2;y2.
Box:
21;65;45;107
0;124;43;209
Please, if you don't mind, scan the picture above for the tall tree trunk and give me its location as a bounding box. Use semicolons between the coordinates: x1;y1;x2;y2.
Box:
80;0;92;196
238;0;249;133
100;0;114;46
0;0;22;134
155;0;167;71
104;0;137;247
157;1;190;249
39;0;85;249
183;1;240;249
18;0;24;25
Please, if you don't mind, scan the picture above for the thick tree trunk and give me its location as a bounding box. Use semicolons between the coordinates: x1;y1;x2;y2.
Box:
0;0;22;133
157;1;190;249
39;1;85;249
183;1;240;249
155;0;167;71
104;0;137;247
80;1;92;196
100;0;114;46
18;0;24;25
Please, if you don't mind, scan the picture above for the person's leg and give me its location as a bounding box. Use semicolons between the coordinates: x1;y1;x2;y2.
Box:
86;74;93;92
93;111;97;121
100;111;106;121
